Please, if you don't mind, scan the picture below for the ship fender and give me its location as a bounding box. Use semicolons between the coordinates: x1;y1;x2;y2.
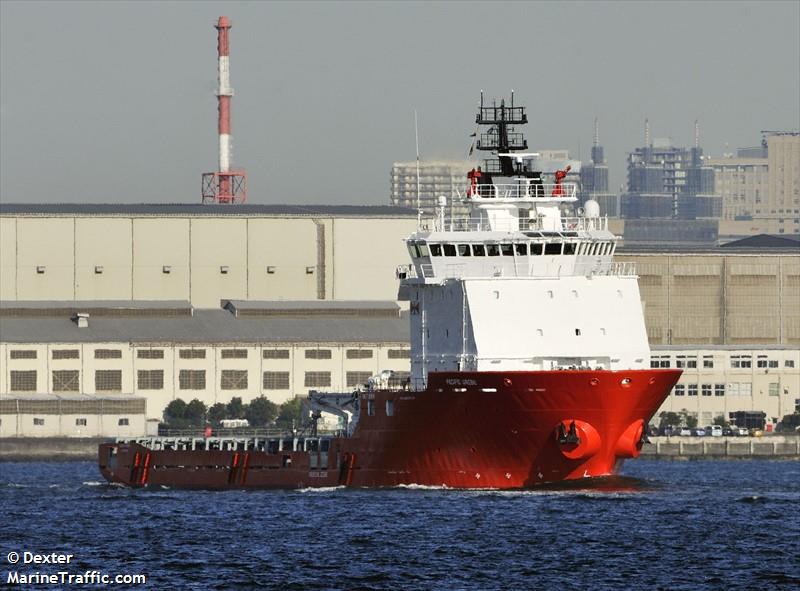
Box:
614;419;645;459
555;420;601;460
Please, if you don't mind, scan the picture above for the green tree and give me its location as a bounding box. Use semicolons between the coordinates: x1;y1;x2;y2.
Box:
276;397;306;430
207;403;228;426
227;397;245;419
164;399;187;423
712;415;728;427
245;396;279;427
659;411;681;429
185;399;208;426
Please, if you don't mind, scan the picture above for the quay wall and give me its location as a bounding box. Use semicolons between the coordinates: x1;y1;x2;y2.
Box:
638;436;800;459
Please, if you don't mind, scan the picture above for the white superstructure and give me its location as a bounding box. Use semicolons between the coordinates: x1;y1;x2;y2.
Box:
397;174;651;386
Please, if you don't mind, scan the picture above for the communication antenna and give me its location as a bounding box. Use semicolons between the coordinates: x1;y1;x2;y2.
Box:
644;118;651;147
593;117;599;147
694;119;700;148
414;109;422;229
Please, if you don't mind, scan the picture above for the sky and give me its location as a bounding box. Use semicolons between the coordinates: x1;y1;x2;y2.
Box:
1;0;798;205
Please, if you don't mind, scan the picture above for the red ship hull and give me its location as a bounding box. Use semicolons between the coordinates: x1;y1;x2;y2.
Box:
99;369;680;489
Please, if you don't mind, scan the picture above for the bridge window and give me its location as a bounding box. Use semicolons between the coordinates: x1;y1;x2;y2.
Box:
564;243;576;255
486;244;500;256
457;244;471;256
472;244;486;256
443;244;457;257
409;244;420;258
530;243;543;255
429;244;442;256
544;243;562;255
418;243;430;257
500;244;514;256
514;243;527;256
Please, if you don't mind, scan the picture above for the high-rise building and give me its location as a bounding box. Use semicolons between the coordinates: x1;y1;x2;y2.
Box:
579;119;618;216
704;149;769;221
622;128;721;220
390;160;476;215
767;132;800;232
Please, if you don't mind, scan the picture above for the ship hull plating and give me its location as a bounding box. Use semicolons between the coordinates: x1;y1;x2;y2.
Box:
99;369;680;490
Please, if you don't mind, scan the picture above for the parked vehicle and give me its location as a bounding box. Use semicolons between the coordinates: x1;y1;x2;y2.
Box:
694;428;706;437
679;427;692;437
737;427;749;436
708;425;723;437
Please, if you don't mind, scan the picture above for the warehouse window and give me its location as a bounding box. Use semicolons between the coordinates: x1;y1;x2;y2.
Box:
731;355;752;369
263;372;290;390
650;356;671;368
179;369;206;390
714;384;725;397
703;356;714;369
676;356;697;369
179;349;206;359
786;360;796;368
304;372;331;388
305;349;332;360
10;350;37;359
52;349;79;360
95;349;122;359
347;372;372;387
388;349;411;359
221;349;248;359
118;418;130;426
769;383;779;396
33;418;45;426
687;384;698;397
137;349;164;359
346;349;373;360
75;418;87;426
221;370;248;390
52;370;79;392
673;384;685;396
10;370;37;392
137;370;164;390
701;384;712;397
263;349;290;359
95;370;122;392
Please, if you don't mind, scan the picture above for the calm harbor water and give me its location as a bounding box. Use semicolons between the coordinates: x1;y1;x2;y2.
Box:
1;459;798;590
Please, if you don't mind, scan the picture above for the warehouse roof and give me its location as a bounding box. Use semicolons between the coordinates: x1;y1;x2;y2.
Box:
223;300;400;318
0;309;410;344
0;203;419;218
0;300;193;317
719;234;800;249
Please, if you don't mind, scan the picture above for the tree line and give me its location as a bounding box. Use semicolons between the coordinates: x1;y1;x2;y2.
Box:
163;396;306;429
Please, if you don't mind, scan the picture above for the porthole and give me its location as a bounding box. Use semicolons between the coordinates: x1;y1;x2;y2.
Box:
620;378;633;388
589;378;600;386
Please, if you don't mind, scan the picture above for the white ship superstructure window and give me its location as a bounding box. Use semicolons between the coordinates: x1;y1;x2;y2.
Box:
500;244;514;256
457;244;471;256
514;243;527;255
472;244;486;256
544;243;562;255
563;243;576;255
443;244;456;256
430;244;442;256
530;243;543;255
487;244;500;256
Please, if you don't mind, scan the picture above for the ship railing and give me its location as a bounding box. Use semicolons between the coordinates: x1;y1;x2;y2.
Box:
429;214;608;233
156;427;322;438
401;260;636;281
455;182;577;201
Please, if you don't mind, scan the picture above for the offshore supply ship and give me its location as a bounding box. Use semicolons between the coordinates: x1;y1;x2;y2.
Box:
99;95;681;489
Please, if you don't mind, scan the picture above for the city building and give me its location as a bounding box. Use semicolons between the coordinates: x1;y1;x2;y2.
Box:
579;119;618;217
766;132;800;232
390;160;476;216
705;150;769;221
621;124;721;220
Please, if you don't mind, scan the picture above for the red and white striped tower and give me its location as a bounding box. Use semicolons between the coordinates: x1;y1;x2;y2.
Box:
202;16;247;204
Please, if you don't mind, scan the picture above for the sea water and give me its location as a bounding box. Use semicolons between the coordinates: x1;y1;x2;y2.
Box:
1;459;798;590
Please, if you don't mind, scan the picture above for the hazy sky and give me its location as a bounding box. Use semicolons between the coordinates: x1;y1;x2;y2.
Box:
1;0;798;205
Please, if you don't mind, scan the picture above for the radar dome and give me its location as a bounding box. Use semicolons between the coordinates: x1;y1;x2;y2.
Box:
584;199;600;218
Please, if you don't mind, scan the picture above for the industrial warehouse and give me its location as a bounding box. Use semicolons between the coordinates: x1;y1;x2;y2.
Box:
0;203;798;437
